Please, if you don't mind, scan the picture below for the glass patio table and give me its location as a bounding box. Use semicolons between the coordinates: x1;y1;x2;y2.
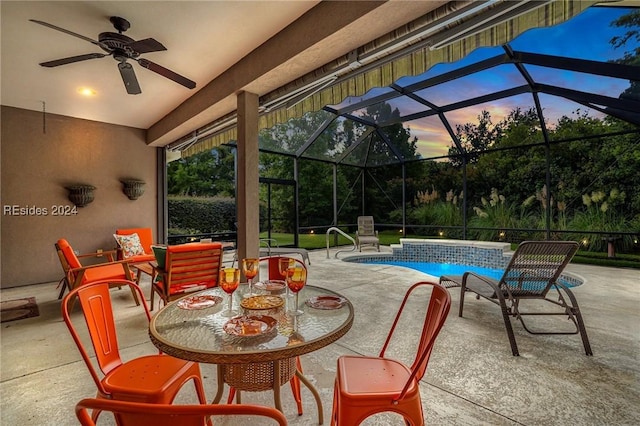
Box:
148;284;354;424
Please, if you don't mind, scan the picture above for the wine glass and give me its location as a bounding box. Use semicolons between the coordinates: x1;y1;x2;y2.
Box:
278;257;294;279
278;258;294;297
241;258;259;298
285;266;307;316
219;267;240;317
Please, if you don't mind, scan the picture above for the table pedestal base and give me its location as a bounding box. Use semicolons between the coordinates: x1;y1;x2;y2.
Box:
213;359;324;424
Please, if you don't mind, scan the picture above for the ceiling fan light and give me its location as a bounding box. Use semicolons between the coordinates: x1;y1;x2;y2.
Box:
77;87;96;96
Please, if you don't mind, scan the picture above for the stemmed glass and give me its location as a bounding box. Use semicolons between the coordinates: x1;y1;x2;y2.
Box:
219;267;240;317
278;257;294;282
278;257;295;297
241;258;259;298
285;266;306;316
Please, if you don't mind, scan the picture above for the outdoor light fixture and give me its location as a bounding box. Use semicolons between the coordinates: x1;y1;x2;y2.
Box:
65;184;95;207
120;179;145;200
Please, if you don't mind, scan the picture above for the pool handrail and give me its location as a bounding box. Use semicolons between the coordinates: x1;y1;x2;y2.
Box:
326;227;356;259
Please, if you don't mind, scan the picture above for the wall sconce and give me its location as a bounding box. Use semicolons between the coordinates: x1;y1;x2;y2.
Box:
121;179;146;200
65;184;96;207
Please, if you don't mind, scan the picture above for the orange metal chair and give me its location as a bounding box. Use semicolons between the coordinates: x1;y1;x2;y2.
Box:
75;398;288;426
150;242;223;310
62;279;208;423
55;238;139;305
227;256;307;415
261;255;306;282
331;281;451;426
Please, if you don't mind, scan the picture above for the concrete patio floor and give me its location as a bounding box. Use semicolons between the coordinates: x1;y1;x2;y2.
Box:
1;246;638;425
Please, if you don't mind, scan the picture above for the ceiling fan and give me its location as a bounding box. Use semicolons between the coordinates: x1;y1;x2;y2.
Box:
30;16;196;95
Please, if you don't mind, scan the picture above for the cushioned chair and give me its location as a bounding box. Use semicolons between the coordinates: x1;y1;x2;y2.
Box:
55;238;139;305
75;398;288;426
331;281;451;426
439;240;591;356
150;242;223;310
114;227;156;264
226;256;308;415
355;216;379;252
63;280;208;424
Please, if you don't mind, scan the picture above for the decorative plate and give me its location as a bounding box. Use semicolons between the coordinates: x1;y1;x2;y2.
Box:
305;295;347;310
177;295;222;310
254;280;286;292
240;295;284;311
223;315;278;337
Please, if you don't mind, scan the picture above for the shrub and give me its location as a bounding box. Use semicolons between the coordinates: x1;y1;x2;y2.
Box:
570;189;634;252
468;188;521;241
408;188;463;236
168;196;236;235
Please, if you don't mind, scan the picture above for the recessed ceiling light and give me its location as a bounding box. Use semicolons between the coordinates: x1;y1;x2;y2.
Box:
77;87;96;96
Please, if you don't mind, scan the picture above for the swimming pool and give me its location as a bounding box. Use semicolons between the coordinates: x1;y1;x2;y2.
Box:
364;260;505;280
355;259;581;288
342;239;584;288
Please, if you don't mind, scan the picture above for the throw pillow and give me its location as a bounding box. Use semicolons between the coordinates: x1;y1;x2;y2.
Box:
151;245;168;270
113;233;145;258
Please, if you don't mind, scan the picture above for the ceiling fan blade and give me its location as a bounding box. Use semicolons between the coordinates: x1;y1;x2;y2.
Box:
136;58;196;89
39;53;108;67
128;38;166;54
118;62;142;95
29;19;109;50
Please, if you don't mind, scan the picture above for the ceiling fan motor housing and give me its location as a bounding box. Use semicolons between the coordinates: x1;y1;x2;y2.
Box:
98;32;139;58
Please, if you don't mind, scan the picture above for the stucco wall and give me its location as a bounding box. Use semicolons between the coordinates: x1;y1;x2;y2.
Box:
1;106;158;288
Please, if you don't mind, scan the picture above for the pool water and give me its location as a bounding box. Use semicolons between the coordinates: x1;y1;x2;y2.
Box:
363;260;579;288
365;260;504;280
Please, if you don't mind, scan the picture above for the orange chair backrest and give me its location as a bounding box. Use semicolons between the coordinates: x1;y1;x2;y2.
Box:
57;238;82;269
166;242;223;289
410;283;451;381
62;279;150;394
262;256;306;281
75;397;288;426
116;228;154;254
379;281;451;401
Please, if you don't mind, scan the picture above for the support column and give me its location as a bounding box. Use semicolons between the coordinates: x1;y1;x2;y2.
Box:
236;91;260;268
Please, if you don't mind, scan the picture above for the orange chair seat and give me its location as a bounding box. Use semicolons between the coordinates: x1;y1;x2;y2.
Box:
126;253;156;264
103;355;202;402
83;263;129;283
337;356;417;397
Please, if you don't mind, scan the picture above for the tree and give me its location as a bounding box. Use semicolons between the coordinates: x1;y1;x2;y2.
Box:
259;111;341;231
610;9;640;102
167;147;235;197
448;110;502;166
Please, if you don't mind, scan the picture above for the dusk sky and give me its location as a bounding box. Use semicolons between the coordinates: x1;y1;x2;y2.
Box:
329;5;638;160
